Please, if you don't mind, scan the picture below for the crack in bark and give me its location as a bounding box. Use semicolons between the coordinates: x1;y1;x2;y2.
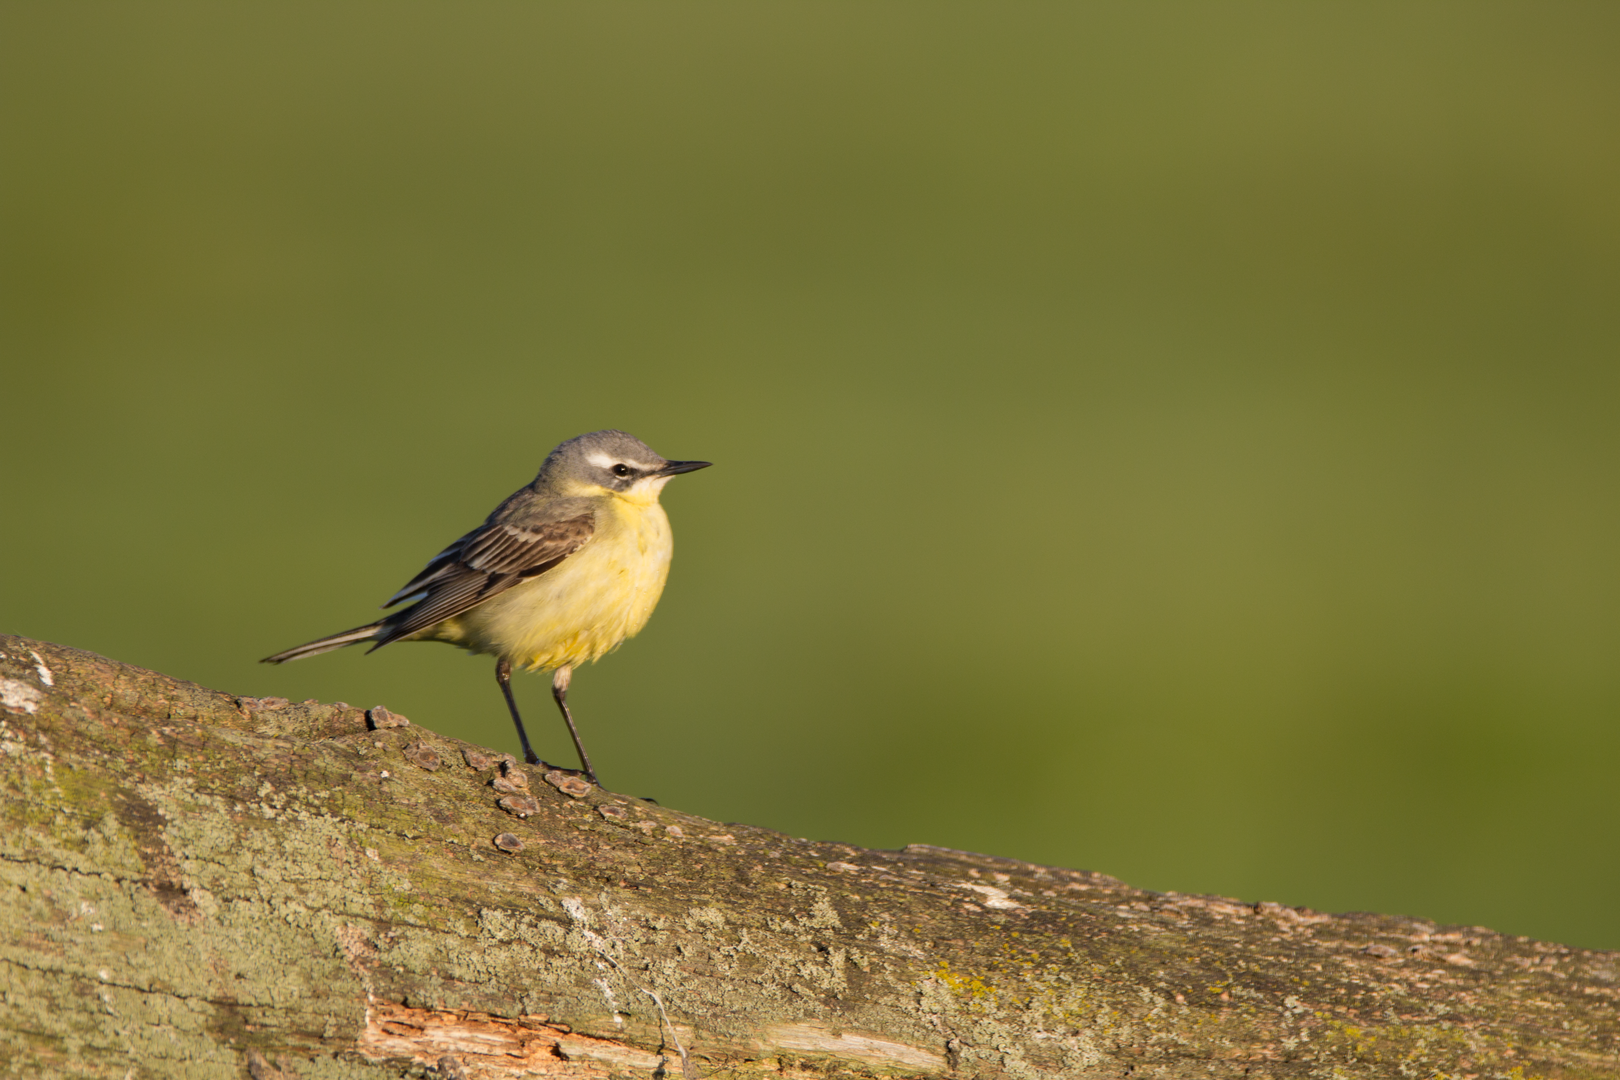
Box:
0;955;327;1015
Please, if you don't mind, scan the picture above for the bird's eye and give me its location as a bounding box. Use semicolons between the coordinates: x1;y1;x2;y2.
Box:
612;464;631;477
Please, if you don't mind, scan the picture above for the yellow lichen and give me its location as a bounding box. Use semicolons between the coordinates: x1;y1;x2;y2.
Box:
933;961;994;1001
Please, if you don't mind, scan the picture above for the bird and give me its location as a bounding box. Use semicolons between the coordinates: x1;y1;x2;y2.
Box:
262;430;710;787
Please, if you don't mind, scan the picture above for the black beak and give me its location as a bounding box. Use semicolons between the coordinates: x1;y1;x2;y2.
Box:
658;460;712;476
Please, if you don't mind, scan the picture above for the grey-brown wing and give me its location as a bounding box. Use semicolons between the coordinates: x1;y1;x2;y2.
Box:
371;512;595;649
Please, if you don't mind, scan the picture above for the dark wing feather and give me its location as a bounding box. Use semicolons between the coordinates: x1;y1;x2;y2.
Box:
371;512;595;649
383;526;486;607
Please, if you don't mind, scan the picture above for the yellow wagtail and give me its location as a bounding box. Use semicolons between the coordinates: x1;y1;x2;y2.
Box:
262;430;711;786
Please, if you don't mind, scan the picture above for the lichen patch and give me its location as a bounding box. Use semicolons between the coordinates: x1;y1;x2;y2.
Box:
1;678;42;715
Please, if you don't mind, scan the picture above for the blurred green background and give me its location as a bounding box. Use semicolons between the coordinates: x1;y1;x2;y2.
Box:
3;3;1617;949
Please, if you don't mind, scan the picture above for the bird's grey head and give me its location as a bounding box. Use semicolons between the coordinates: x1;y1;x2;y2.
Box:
538;430;711;497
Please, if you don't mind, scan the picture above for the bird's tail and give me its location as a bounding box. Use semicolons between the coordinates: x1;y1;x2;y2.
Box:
261;622;384;664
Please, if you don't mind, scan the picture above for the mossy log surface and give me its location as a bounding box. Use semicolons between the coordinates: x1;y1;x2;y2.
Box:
0;635;1615;1080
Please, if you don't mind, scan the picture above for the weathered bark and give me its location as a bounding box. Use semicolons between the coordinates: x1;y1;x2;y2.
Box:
0;635;1614;1080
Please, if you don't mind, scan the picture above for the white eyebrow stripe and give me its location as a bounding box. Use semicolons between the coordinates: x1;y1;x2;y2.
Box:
587;452;657;472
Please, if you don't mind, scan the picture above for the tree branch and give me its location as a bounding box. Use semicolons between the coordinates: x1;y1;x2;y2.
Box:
0;635;1614;1079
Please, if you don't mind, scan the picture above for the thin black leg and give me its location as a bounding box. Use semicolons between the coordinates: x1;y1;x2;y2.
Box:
551;667;597;786
495;657;542;765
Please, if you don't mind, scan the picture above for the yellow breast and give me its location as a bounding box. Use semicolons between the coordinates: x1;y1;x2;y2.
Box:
438;498;674;671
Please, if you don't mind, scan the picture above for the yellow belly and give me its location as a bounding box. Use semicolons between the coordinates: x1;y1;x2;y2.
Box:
428;500;673;671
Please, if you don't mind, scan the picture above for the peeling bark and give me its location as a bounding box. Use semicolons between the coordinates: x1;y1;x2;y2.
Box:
0;635;1615;1079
